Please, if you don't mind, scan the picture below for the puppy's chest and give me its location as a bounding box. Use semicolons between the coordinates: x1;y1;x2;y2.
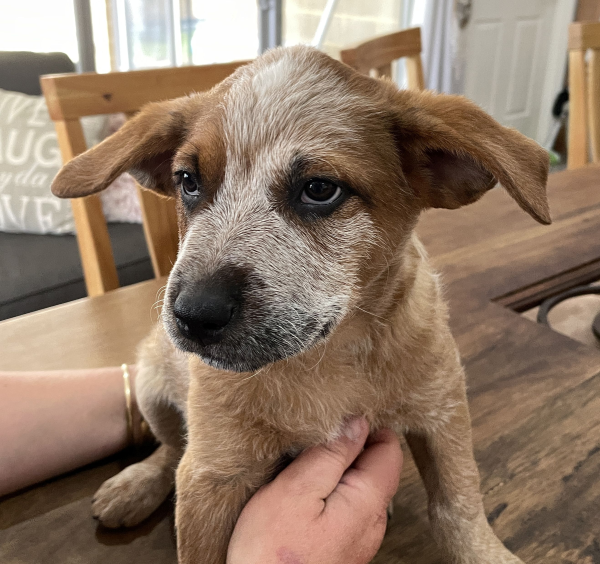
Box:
244;365;457;449
203;360;417;435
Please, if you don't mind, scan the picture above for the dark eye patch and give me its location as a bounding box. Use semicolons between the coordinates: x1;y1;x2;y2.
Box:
174;170;202;210
281;154;352;219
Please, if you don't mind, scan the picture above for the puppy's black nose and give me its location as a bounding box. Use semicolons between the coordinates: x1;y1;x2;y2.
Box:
173;280;241;345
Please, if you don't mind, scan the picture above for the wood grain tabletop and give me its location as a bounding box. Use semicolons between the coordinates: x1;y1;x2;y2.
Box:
1;166;599;563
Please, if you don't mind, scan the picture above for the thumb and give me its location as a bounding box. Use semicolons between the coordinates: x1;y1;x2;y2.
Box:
275;417;369;500
340;428;403;507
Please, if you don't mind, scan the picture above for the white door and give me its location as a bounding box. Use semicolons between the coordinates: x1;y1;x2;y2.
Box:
460;0;576;145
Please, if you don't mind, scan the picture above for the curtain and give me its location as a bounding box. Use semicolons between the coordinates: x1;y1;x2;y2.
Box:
421;0;465;93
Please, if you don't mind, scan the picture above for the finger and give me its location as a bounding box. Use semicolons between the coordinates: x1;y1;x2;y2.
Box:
274;417;370;500
340;428;403;506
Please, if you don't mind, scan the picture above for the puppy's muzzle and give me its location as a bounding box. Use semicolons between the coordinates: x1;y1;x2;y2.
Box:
167;265;327;372
173;277;241;346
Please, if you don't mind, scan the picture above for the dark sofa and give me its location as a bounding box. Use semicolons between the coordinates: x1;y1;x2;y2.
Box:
0;51;153;321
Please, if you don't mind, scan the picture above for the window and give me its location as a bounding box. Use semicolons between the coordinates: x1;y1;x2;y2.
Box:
109;0;259;70
0;0;79;63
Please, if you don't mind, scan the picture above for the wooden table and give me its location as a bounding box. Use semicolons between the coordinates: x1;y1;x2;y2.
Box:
1;166;600;563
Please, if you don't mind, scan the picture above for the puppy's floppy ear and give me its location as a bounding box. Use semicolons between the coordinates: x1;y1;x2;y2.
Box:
391;89;551;224
51;97;199;199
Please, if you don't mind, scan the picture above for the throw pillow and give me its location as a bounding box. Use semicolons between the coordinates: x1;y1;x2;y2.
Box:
0;88;141;234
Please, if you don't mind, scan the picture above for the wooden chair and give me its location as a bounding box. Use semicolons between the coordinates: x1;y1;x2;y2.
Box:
340;27;425;90
568;21;600;169
41;61;248;297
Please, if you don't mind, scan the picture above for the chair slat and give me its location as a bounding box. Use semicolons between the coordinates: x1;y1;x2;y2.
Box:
377;63;393;79
568;22;600;169
569;21;600;51
405;55;425;91
568;49;589;169
54;118;119;295
121;110;179;279
137;187;179;278
341;28;424;91
41;61;250;120
588;49;600;163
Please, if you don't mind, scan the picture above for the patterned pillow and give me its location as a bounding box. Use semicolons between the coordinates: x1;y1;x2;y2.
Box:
0;88;140;234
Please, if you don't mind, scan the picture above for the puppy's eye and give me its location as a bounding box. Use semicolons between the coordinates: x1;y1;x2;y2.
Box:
176;171;200;197
300;180;342;205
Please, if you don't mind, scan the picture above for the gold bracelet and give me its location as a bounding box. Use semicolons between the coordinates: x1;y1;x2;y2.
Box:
121;363;134;446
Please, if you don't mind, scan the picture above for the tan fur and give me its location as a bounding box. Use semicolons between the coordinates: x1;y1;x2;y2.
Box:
52;46;549;563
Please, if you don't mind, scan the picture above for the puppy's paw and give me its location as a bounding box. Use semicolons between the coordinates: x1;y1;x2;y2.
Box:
92;459;174;528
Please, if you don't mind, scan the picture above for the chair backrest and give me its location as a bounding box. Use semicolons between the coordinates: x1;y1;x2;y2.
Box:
41;61;248;297
568;21;600;169
340;27;425;90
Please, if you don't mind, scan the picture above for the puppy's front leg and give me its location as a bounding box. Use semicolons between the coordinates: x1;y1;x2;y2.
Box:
406;383;523;564
175;447;279;564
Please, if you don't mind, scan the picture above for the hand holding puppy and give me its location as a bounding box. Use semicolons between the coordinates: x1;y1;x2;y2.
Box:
227;418;403;564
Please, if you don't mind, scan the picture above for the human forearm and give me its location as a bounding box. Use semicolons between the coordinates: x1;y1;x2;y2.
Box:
0;366;135;497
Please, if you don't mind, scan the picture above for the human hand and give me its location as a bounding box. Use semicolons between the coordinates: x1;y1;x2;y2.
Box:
227;417;403;564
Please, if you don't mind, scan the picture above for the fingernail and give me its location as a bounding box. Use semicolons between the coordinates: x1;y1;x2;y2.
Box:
343;417;366;441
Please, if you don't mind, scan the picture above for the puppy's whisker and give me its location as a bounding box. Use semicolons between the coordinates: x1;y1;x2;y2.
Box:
151;285;168;316
150;294;166;323
241;365;268;382
307;341;328;371
355;306;387;321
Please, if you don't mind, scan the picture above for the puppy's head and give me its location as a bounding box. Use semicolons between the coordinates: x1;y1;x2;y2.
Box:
52;46;549;372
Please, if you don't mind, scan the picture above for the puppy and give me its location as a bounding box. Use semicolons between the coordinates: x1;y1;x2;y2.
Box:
52;46;550;563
